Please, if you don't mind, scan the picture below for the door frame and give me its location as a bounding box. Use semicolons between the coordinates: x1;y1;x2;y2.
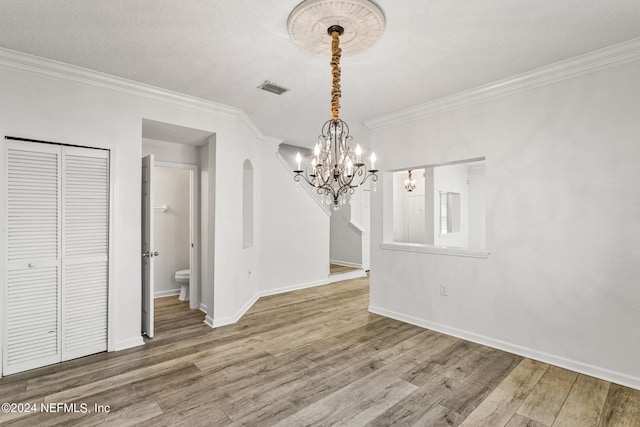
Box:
154;161;200;311
0;135;114;378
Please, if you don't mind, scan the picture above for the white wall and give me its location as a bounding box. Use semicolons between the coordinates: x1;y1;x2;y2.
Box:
0;63;145;352
0;49;273;355
468;165;486;249
278;142;364;270
210;123;263;326
278;143;312;166
152;166;190;296
0;48;359;367
242;159;254;249
392;171;409;242
424;168;435;246
142;138;199;164
259;146;330;294
368;58;640;389
330;202;362;267
279;143;366;269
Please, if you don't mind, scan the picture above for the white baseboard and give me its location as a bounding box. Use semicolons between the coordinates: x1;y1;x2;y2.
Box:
202;274;373;330
203;315;214;328
199;302;207;313
203;278;335;329
259;278;330;298
112;336;145;352
368;305;640;391
154;288;180;298
329;269;367;283
211;294;261;328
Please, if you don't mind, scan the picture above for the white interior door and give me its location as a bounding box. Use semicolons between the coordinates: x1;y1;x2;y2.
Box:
407;194;426;244
3;141;62;375
3;140;109;375
61;146;109;360
141;154;155;338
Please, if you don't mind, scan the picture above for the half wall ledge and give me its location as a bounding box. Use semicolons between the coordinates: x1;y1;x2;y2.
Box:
380;242;490;259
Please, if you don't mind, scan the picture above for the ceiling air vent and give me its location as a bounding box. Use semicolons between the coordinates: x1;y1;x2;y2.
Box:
258;81;289;95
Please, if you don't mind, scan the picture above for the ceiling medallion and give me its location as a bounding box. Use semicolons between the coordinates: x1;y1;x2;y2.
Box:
287;0;386;56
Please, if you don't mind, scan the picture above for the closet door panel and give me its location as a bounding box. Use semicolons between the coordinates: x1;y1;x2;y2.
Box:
3;142;62;375
63;260;108;359
3;141;110;373
5;267;59;373
61;147;109;360
7;146;60;265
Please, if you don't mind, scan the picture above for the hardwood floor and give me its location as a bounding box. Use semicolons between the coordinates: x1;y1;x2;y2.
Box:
329;263;360;275
1;276;639;426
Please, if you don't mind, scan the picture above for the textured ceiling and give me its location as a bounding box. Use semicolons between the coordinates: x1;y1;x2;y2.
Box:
1;0;640;147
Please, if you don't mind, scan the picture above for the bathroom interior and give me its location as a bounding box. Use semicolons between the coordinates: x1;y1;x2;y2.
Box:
153;165;191;301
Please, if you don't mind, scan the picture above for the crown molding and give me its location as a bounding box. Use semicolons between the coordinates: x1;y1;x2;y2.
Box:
236;112;284;147
364;37;640;131
0;47;280;145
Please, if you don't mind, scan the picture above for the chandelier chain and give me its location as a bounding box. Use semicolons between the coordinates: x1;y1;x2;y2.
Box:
330;30;342;122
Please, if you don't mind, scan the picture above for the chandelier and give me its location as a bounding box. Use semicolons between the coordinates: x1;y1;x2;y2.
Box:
293;25;378;209
404;170;416;192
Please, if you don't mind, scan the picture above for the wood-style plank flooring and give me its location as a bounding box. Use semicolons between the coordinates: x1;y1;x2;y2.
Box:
1;276;639;426
329;263;360;275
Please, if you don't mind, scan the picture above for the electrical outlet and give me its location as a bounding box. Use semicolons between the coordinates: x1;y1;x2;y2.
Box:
440;284;448;296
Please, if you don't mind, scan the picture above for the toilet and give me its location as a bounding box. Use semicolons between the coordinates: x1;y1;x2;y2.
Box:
175;269;190;301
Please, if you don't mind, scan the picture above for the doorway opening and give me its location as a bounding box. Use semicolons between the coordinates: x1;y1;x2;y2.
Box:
277;143;370;281
141;119;213;338
155;161;198;299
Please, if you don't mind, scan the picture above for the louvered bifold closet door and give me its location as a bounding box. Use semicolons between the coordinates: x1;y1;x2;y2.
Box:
61;146;109;361
3;141;62;375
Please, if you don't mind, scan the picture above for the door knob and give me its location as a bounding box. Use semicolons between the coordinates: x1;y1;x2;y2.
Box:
142;251;160;258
